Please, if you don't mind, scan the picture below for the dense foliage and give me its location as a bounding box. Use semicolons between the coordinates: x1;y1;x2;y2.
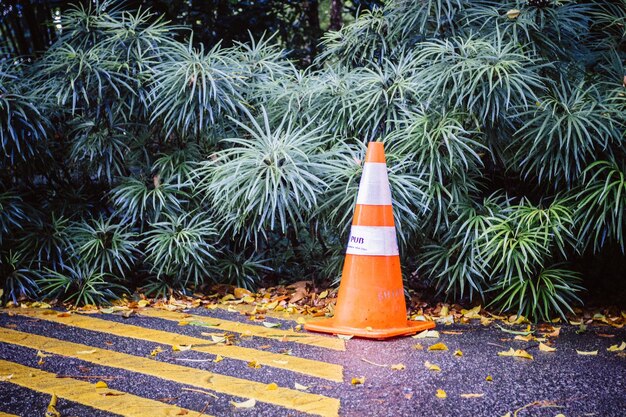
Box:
1;0;625;321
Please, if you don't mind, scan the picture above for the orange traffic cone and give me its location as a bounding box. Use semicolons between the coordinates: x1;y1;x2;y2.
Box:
305;142;435;339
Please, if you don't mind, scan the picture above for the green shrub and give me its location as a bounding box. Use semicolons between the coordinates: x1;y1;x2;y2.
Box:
1;0;625;320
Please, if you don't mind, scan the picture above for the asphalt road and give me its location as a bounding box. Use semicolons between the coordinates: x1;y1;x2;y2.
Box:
0;306;624;417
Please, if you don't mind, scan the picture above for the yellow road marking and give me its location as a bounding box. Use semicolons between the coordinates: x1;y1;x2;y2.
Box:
138;308;345;351
13;309;342;382
0;359;198;417
0;412;19;417
0;328;340;417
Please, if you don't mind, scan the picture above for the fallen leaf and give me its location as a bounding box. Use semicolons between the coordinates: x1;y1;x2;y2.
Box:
441;330;463;335
176;410;189;415
497;348;533;360
172;344;192;352
607;342;626;352
337;334;353;340
454;349;463;357
46;394;61;417
230;398;256;409
295;383;309;391
247;360;262;369
576;350;598;356
0;374;13;381
266;383;278;390
496;324;533;336
95;381;108;389
502;413;511;417
428;342;449;351
178;321;189;326
318;290;329;299
296;317;306;325
424;361;441;371
460;393;484;398
514;334;534;342
486;375;493;382
76;349;97;355
265;301;278;310
213;355;224;363
597;333;615;338
262;322;281;328
413;330;439;339
390;363;405;371
137;300;150;308
150;347;163;357
436;389;447;399
506;9;521;19
539;342;556;352
461;305;481;319
234;288;252;299
351;377;365;385
56;312;71;318
210;335;226;344
412;343;424;350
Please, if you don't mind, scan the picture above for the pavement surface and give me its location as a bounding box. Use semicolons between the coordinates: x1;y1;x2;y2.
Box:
0;306;624;417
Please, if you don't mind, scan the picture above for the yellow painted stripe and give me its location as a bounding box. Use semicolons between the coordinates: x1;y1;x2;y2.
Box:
0;412;20;417
0;359;197;417
138;308;345;351
13;309;342;382
0;328;340;417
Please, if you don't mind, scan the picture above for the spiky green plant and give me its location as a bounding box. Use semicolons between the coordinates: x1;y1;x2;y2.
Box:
142;212;218;294
39;265;126;306
193;107;329;242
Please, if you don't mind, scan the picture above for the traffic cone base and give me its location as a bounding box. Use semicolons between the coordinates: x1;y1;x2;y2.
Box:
305;318;435;340
304;142;435;340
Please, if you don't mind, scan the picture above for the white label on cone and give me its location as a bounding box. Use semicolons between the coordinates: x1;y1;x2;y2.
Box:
346;225;399;256
356;163;392;206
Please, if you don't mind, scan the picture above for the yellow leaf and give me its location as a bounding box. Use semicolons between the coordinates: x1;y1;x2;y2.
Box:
45;394;61;417
576;350;598;356
424;361;440;372
412;343;424;350
413;330;439;339
178;321;189;326
296;317;306;325
497;348;533;360
213;355;224;363
337;334;353;340
514;334;534;342
428;342;449;351
234;288;252;299
539;342;556;352
210;335;226;343
262;322;281;328
247;360;262;369
95;381;108;389
265;301;278;310
221;294;236;302
607;342;626;352
230;398;256;409
486;375;493;382
506;9;521;19
461;305;481;319
440;305;449;317
319;290;329;299
460;393;484;398
0;374;13;381
172;344;192;352
137;300;150;308
351;376;365;385
502;413;512;417
390;363;405;371
37;350;51;358
242;296;255;304
266;383;278;391
294;383;309;390
150;347;163;357
435;389;447;399
454;349;463;357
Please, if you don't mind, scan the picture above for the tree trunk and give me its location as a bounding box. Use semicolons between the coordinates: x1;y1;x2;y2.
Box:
303;0;321;65
329;0;343;31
